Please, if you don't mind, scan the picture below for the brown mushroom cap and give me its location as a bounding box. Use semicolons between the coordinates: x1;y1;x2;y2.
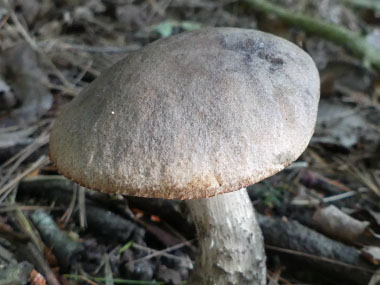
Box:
50;27;320;200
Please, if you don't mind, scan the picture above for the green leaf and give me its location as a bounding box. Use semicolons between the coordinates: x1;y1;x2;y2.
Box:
180;21;202;31
119;240;133;254
154;20;177;38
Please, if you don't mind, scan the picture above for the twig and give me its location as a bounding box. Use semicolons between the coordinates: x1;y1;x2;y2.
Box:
14;208;43;252
7;8;38;50
126;240;193;266
337;0;380;12
0;119;52;169
322;191;357;203
0;244;15;263
79;276;100;285
78;186;87;229
39;41;141;54
0;221;29;243
65;274;162;285
267;268;292;285
0;133;49;189
245;0;380;70
265;245;374;273
0;14;8;29
73;59;93;85
345;162;380;197
4;2;77;91
0;156;49;198
21;242;61;285
104;254;114;285
60;183;77;226
0;204;57;212
132;243;192;266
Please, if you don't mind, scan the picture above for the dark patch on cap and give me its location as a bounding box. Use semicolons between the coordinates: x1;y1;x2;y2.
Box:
219;35;260;56
257;51;284;72
219;36;259;55
219;35;284;72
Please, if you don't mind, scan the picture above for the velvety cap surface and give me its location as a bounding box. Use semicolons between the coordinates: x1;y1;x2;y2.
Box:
50;27;320;199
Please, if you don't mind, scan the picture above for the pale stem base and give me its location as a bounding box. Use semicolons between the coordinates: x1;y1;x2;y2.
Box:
186;188;266;285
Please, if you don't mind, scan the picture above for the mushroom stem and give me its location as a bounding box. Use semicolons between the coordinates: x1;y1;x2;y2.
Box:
186;188;266;285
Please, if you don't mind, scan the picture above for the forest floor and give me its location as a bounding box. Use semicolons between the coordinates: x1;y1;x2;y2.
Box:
1;0;380;284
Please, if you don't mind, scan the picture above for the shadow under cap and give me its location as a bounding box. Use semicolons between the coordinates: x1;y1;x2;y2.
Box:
49;27;320;200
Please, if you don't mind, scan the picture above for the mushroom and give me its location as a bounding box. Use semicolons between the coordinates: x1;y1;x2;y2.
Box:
50;28;320;284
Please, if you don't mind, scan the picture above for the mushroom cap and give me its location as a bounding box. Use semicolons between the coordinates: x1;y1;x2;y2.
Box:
50;27;320;200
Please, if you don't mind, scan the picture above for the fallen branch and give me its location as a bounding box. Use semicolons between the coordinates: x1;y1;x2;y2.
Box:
19;176;180;244
245;0;380;70
337;0;380;12
30;210;85;269
85;202;136;242
19;176;140;242
19;176;374;283
257;214;374;284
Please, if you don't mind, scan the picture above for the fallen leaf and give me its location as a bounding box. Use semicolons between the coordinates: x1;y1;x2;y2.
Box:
14;0;41;26
0;42;53;125
312;205;369;243
368;210;380;227
0;76;16;110
362;246;380;265
313;98;379;149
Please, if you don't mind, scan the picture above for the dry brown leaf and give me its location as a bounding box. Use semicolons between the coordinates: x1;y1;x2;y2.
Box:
312;205;369;243
362;246;380;265
30;269;47;285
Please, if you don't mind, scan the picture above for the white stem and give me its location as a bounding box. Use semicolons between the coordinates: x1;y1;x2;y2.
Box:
186;188;266;285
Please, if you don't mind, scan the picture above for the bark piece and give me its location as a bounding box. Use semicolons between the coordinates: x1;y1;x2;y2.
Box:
258;214;373;284
30;210;85;269
0;261;33;285
84;204;135;242
19;176;136;242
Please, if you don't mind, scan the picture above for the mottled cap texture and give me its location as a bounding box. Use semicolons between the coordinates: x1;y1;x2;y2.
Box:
50;27;320;200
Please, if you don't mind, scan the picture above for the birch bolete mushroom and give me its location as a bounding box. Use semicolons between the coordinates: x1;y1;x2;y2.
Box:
50;28;320;284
